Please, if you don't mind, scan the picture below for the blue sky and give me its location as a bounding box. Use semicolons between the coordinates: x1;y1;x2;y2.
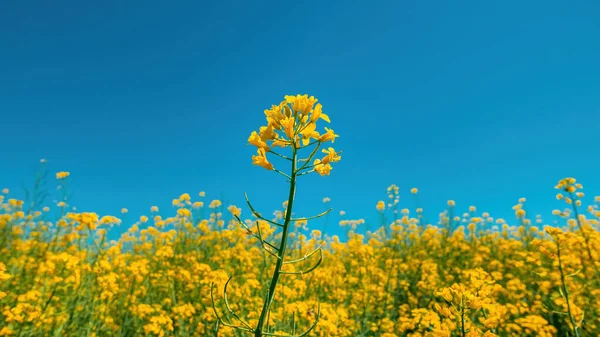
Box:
2;0;599;239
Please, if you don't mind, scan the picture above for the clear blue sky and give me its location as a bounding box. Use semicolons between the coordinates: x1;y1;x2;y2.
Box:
2;0;599;239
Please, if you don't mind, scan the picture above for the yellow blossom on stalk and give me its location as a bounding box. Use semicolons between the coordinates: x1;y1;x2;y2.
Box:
248;131;270;151
280;117;296;139
310;103;329;123
252;148;274;170
313;159;332;176
121;208;128;214
300;122;320;146
284;94;318;116
56;171;70;179
320;147;341;165
247;94;341;175
448;200;456;207
228;205;241;217
1;188;8;194
376;201;385;211
319;127;338;143
411;188;418;194
259;124;277;141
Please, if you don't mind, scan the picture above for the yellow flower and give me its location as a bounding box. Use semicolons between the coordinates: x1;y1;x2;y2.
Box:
448;200;456;207
285;94;318;115
280;116;296;139
313;159;332;176
264;103;285;128
56;171;70;180
121;208;128;214
410;188;418;194
252;148;273;170
300;122;320;146
228;205;241;217
321;147;341;165
259;124;277;141
376;201;385;211
310;103;330;123
319;127;338;143
248;131;270;151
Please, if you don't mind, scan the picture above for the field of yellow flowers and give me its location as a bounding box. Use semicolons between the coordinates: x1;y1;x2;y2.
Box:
1;95;600;337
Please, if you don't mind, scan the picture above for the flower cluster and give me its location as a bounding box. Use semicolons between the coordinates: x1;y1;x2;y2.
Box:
248;94;340;175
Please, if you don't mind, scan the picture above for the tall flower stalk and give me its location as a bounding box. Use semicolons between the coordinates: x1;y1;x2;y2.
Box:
211;94;341;337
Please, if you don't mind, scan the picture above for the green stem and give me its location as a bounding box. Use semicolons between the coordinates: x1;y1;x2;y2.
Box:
557;242;581;337
569;194;599;283
254;144;298;337
461;297;466;337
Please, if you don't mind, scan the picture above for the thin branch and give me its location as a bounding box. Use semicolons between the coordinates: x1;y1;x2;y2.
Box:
243;193;284;227
298;142;321;172
210;282;255;333
223;276;254;330
291;208;332;222
262;303;322;337
281;249;323;275
268;150;293;161
235;215;280;253
297;169;315;177
274;168;293;181
283;247;322;265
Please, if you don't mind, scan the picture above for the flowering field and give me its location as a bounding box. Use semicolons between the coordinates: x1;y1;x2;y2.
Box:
1;95;599;337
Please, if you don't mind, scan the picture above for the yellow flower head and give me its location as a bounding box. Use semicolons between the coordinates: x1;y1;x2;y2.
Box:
252;148;274;170
313;159;332;176
248;131;270;151
249;94;341;176
321;147;341;165
310;103;330;123
284;94;318;116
